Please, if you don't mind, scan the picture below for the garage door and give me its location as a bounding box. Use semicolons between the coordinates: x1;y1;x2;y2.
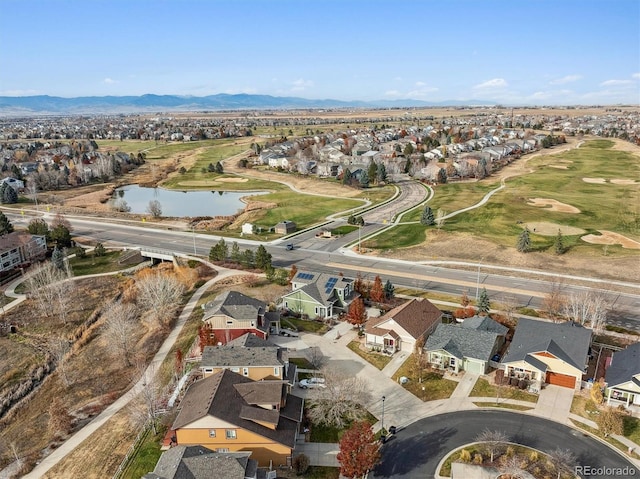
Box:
546;372;576;388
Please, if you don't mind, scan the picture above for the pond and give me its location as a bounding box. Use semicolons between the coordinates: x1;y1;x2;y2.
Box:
110;185;267;217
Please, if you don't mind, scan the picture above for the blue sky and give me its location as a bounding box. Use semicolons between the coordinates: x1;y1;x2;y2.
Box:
1;0;639;105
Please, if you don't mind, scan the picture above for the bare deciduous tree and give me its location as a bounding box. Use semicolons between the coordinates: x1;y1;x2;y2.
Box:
146;199;162;218
475;429;509;462
306;367;371;428
499;454;527;479
25;263;68;318
306;346;325;369
129;362;165;434
546;447;577;479
563;289;609;332
543;280;566;322
499;294;519;323
435;208;447;229
136;272;185;326
103;302;138;366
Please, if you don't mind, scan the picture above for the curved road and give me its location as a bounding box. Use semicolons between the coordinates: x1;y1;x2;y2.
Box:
373;410;636;479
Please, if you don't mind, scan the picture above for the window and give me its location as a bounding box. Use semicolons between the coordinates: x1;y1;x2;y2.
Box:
208;429;216;438
226;320;233;325
216;448;229;453
449;357;456;366
243;367;249;376
274;367;280;377
285;301;288;308
231;367;240;373
225;429;237;439
204;368;213;373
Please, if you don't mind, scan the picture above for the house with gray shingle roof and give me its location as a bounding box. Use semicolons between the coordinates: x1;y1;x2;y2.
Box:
501;318;591;390
425;316;508;374
280;271;358;319
605;342;640;409
172;369;303;467
200;333;296;385
202;291;280;345
143;446;258;479
364;298;442;353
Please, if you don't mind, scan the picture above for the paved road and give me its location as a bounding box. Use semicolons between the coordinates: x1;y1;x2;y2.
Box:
372;410;636;479
7;210;640;330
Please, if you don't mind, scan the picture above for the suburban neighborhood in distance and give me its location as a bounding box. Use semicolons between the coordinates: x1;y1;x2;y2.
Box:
1;0;639;478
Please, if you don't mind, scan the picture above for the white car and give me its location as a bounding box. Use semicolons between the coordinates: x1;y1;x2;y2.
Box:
299;377;326;389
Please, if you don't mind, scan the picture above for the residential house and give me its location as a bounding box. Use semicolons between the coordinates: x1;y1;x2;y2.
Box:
202;291;280;345
172;369;304;467
605;342;640;408
425;316;508;374
275;220;296;235
280;271;357;319
200;333;296;386
143;446;258;479
0;232;47;273
364;298;442;353
0;177;24;190
501;319;592;390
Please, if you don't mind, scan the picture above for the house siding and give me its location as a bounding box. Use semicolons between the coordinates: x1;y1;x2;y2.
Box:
282;290;324;318
175;426;292;467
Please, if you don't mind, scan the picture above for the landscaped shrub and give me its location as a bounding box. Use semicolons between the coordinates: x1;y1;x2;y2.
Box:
459;449;471;463
292;453;310;475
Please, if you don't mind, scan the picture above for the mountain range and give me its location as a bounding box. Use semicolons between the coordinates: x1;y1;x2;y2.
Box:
0;94;495;116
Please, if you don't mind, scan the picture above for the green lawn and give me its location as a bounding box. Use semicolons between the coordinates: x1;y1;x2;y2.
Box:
623;416;640;445
282;317;329;334
69;251;136;276
470;378;538;403
365;223;426;249
308;410;377;442
119;428;164;479
392;355;458;401
347;340;392;370
289;357;315;369
331;225;358;236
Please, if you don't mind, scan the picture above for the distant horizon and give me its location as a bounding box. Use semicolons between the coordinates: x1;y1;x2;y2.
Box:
1;0;638;106
0;92;637;109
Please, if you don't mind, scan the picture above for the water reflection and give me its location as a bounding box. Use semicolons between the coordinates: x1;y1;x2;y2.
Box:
110;185;266;217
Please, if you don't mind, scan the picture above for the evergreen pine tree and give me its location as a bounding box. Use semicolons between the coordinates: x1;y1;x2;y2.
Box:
421;206;435;226
0;182;6;203
384;279;395;300
359;171;369;188
255;245;272;270
554;229;565;255
477;288;490;314
0;211;14;235
52;247;65;270
517;228;531;252
3;185;18;204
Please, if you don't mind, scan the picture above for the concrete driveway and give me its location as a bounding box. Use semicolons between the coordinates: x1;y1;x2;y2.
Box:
534;384;574;422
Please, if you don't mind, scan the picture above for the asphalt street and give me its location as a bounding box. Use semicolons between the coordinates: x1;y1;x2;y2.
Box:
372;410;636;479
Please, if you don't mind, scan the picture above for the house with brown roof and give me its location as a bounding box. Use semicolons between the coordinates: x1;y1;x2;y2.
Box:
202;291;281;345
364;298;442;353
200;333;297;386
171;369;304;467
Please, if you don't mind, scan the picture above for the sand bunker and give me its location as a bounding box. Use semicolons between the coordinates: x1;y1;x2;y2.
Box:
215;177;249;183
525;222;586;236
583;178;607;184
581;231;640;250
610;179;638;185
549;165;569;169
527;198;581;213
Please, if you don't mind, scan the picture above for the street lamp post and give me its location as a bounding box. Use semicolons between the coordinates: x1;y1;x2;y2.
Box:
381;396;386;433
476;262;481;300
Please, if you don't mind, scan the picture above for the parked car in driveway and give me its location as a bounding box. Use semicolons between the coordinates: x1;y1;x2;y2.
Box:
279;328;299;337
298;377;326;389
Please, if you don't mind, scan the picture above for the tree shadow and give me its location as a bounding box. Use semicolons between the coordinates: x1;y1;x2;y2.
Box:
372;426;456;477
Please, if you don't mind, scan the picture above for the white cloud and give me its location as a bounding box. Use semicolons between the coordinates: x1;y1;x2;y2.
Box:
415;81;426;87
393;77;402;82
473;78;508;89
600;79;632;86
632;73;640;79
549;75;582;85
290;78;314;92
384;90;401;97
407;86;439;98
103;77;117;84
